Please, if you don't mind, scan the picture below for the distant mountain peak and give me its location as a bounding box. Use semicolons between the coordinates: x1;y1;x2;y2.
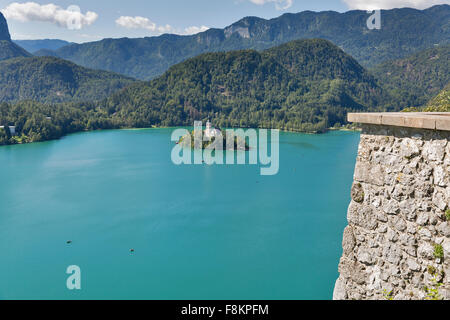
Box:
0;13;32;61
231;16;266;26
0;12;11;41
224;16;270;39
224;26;251;39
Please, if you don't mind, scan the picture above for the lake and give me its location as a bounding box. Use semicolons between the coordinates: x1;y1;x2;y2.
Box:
0;128;359;300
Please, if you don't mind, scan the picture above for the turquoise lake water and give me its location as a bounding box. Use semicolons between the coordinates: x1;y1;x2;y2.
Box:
0;128;359;300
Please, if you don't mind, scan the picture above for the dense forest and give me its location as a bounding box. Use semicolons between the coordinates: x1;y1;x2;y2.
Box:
0;56;136;103
0;12;134;105
424;83;450;112
0;100;121;145
101;39;387;132
0;40;31;61
371;45;450;110
38;5;450;80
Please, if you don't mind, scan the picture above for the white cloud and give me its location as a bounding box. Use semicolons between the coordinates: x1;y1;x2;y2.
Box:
116;16;209;35
116;16;156;31
248;0;293;10
183;25;209;35
2;2;98;30
115;16;176;33
342;0;450;10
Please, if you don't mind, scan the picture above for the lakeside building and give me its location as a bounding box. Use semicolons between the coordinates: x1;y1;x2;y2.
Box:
0;126;16;135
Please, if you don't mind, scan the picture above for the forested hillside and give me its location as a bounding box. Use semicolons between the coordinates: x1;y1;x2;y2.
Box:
102;39;386;132
0;100;119;145
0;40;31;61
372;45;450;110
0;56;136;103
424;83;450;112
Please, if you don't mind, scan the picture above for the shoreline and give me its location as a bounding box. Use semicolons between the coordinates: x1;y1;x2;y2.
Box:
0;125;360;148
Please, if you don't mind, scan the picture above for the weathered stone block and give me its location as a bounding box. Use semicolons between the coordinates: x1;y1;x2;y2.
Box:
433;191;448;211
434;166;448;187
389;216;407;232
416;212;429;226
423;139;447;163
338;257;367;285
357;247;376;265
383;199;400;215
418;227;432;240
400;199;417;221
347;201;378;230
342;226;356;256
407;259;421;272
351;183;365;203
333;277;348;300
387;228;399;242
437;222;450;238
354;162;385;186
400;138;421;159
442;238;450;258
418;242;435;260
382;243;402;265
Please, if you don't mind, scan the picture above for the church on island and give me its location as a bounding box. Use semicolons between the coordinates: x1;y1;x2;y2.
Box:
204;121;222;139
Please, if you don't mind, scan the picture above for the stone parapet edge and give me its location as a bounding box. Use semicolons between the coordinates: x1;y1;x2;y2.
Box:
348;113;450;131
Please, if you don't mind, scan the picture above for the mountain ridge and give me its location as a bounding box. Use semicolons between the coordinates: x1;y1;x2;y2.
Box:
0;40;32;61
0;12;11;41
0;12;32;61
39;5;450;80
13;39;73;53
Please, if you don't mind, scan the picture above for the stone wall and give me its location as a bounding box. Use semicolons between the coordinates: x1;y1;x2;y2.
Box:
334;124;450;300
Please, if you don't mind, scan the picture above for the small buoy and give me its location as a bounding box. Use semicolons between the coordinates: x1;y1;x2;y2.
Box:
67;240;72;244
130;249;135;253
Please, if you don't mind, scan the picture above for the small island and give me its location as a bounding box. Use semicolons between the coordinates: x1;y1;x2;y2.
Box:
177;121;250;151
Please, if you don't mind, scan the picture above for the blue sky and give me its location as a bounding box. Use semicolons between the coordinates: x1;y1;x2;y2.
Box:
0;0;448;42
